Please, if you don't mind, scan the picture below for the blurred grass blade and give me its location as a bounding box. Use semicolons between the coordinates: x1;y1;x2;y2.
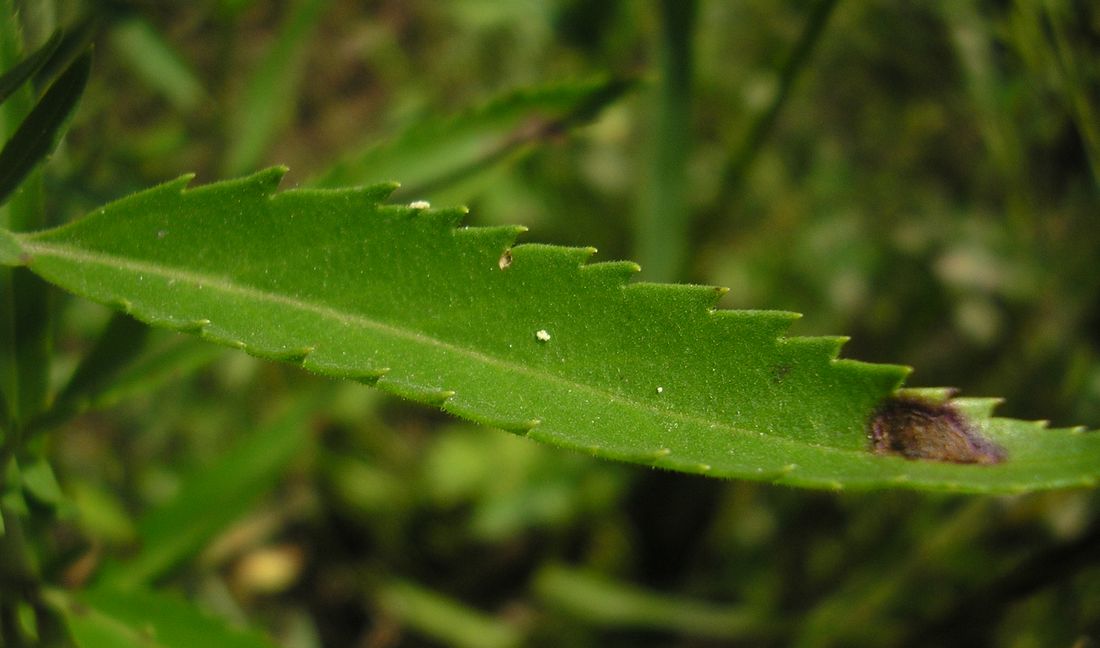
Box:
47;586;277;648
31;16;96;91
637;0;696;282
52;313;150;411
29;327;224;434
710;0;840;224
378;579;523;648
99;393;319;588
1;171;1098;492
0;51;90;206
311;76;635;200
534;565;777;639
223;0;329;175
0;30;60;106
109;18;204;112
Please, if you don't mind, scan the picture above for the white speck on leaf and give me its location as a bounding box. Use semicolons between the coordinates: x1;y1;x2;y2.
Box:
157;230;168;239
535;329;551;342
656;386;664;394
409;200;431;209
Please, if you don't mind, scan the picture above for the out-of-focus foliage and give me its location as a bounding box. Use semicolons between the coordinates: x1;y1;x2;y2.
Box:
1;0;1097;646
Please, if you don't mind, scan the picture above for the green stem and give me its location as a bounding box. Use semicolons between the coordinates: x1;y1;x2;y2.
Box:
0;0;53;435
636;0;697;282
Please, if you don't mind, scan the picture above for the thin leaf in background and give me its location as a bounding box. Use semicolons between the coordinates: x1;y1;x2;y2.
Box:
223;0;330;176
0;171;1096;492
47;585;277;648
98;392;320;589
109;18;205;113
311;76;635;201
0;52;91;206
534;564;778;640
637;0;696;282
377;579;523;648
45;313;149;424
706;0;840;234
0;30;60;107
28;328;225;435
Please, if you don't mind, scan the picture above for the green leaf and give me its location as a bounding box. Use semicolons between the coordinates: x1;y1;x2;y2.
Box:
223;0;330;175
46;586;277;648
99;393;318;589
1;170;1098;493
310;76;635;200
29;326;224;434
0;51;90;206
109;18;204;112
0;30;61;106
19;456;62;506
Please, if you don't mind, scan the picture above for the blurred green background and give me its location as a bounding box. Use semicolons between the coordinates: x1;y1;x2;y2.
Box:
18;0;1100;645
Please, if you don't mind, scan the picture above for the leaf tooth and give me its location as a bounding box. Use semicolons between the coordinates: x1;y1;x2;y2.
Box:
579;260;642;285
277;181;400;205
624;282;728;313
440;398;543;433
650;447;672;460
300;355;390;384
165;317;211;334
417;205;467;229
509;243;597;270
375;375;456;405
246;344;316;363
895;387;958;404
196;327;246;349
711;309;801;338
779;335;849;361
950;396;1005;419
186;166;287;201
108;298;134;314
453;225;528;264
832;358;911;388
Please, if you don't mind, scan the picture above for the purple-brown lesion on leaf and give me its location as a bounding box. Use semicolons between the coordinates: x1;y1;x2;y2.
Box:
868;395;1007;464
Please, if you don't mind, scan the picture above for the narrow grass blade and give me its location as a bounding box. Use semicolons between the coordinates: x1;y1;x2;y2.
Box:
98;393;319;589
377;579;523;648
47;586;277;648
223;0;329;175
0;30;60;106
311;76;634;200
0;52;90;206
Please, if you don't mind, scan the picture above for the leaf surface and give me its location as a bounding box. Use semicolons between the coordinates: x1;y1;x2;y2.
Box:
1;170;1097;493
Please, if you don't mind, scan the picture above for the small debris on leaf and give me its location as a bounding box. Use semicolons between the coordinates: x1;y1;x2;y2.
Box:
408;200;431;209
535;329;551;342
498;249;513;270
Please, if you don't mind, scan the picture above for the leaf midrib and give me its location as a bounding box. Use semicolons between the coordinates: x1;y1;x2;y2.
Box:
23;237;859;457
